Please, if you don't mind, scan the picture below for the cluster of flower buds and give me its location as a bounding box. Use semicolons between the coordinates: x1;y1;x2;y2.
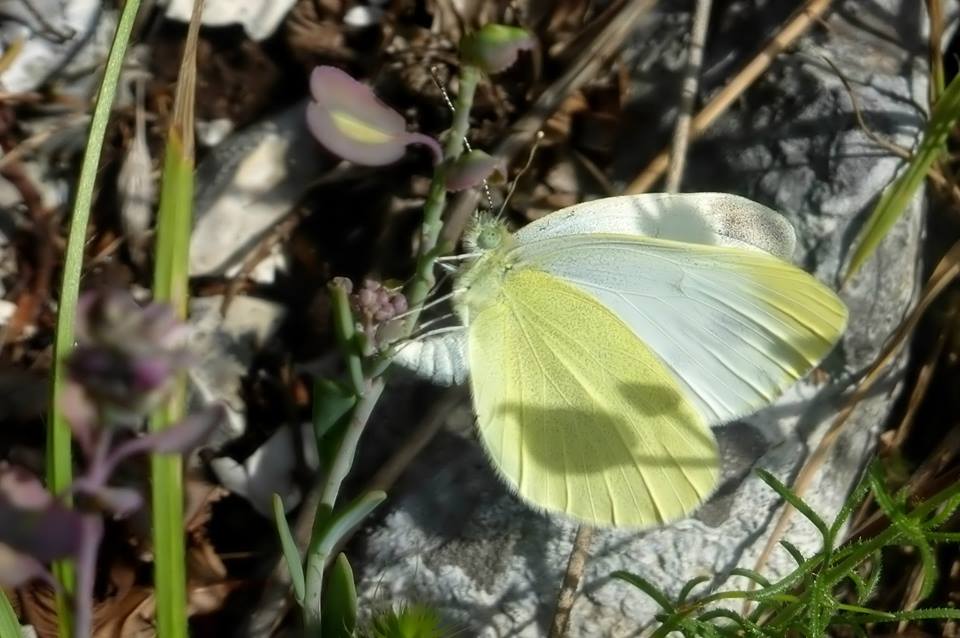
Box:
334;278;409;346
352;279;409;325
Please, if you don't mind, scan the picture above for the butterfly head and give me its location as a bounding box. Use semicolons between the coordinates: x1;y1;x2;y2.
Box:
463;213;512;254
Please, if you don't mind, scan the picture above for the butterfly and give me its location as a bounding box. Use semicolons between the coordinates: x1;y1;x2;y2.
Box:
395;193;847;528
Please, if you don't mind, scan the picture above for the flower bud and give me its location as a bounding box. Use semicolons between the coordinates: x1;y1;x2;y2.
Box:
460;24;535;74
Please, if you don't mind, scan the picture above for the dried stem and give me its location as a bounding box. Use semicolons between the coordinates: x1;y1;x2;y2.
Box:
628;0;832;193
665;0;712;192
548;526;594;638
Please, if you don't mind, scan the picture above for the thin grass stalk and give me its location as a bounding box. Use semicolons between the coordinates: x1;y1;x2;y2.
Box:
149;2;202;636
0;590;19;637
46;1;143;633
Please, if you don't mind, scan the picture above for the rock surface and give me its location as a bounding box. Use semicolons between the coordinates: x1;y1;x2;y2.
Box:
163;0;298;41
0;0;113;94
189;102;328;280
352;1;931;635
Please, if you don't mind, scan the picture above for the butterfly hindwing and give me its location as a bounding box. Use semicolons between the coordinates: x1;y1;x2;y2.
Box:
468;267;719;528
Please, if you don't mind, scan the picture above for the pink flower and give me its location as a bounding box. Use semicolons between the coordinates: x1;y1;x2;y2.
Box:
307;66;442;166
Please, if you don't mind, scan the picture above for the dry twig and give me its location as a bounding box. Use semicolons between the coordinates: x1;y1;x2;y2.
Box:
627;0;832;193
665;0;712;192
548;526;594;638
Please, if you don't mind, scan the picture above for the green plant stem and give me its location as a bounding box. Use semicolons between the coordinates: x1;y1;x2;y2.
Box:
403;64;480;329
0;589;20;638
46;1;142;633
303;378;385;628
844;69;960;281
301;64;480;632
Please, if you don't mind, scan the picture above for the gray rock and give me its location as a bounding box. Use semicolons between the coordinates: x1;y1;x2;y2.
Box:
188;295;285;448
0;0;113;94
189;102;329;280
162;0;298;42
352;1;931;635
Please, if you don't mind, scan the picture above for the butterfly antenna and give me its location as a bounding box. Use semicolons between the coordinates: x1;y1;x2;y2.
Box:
429;65;495;212
393;290;456;322
415;311;458;334
496;130;544;222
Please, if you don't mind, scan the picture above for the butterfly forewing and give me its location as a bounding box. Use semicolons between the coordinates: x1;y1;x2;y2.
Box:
512;234;848;426
513;193;798;261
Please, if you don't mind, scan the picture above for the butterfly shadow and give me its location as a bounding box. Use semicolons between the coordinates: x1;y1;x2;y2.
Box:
490;379;718;477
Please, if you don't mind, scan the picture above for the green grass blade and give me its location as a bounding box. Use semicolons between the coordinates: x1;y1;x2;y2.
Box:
844;71;960;282
756;469;830;540
272;494;306;604
611;571;676;612
0;589;19;638
149;2;202;637
46;0;143;633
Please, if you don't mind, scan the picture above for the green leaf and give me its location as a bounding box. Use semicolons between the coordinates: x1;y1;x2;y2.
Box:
366;603;445;638
676;575;710;604
757;468;830;541
844;70;960;282
272;494;306;604
779;539;806;567
322;553;358;638
829;468;873;539
149;2;202;637
309;491;387;565
313;378;357;443
0;589;20;638
329;279;365;395
892;607;960;621
729;567;771;588
611;571;675;612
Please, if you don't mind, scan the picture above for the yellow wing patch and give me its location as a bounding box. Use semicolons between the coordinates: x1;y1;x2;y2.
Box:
468;268;719;528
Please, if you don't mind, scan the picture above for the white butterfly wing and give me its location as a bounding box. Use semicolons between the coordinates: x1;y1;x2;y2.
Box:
512;234;847;426
513;193;797;261
391;329;469;386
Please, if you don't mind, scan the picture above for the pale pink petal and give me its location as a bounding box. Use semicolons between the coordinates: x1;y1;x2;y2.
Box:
310;66;405;134
0;543;47;587
306;66;441;166
0;463;52;509
306;101;407;166
445;150;506;191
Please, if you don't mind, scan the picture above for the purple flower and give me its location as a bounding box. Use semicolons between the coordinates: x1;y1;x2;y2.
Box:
66;289;192;420
445;150;506;192
0;463;84;564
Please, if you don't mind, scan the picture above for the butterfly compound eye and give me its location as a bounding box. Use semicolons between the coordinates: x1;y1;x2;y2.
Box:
477;226;503;250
